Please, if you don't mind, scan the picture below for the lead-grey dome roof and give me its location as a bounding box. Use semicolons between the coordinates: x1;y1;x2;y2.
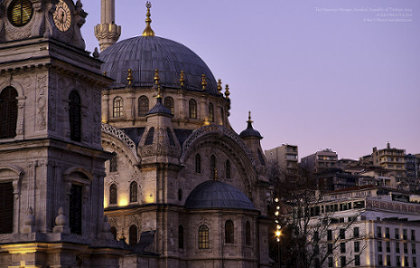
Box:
185;180;256;210
100;36;218;94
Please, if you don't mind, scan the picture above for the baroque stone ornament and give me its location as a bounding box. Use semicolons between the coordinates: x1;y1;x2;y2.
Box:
102;123;137;156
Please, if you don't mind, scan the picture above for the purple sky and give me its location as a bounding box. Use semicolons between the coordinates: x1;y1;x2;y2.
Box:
81;0;420;160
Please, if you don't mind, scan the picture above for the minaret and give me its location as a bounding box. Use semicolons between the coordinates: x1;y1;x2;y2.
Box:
95;0;121;51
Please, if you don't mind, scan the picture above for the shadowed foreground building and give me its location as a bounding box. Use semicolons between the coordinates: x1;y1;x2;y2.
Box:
0;0;272;268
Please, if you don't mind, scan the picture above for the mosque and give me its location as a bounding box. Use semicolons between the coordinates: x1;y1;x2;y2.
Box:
0;0;271;267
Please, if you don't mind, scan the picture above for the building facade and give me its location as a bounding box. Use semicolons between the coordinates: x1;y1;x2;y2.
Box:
372;143;406;177
265;144;298;181
301;149;338;173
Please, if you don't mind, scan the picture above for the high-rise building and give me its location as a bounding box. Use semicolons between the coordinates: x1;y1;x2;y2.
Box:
265;144;298;181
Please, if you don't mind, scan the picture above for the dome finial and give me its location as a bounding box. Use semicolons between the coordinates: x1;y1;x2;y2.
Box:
142;1;155;37
248;111;253;124
225;84;230;99
179;70;185;88
217;79;222;93
127;68;133;86
154;69;162;99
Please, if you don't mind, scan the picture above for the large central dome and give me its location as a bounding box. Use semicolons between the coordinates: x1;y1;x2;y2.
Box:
99;36;218;94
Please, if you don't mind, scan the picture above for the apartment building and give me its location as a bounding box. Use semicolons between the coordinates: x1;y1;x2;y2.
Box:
301;149;338;173
265;144;298;181
372;143;406;177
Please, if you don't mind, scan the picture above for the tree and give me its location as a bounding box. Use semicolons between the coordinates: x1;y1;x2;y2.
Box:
268;162;366;268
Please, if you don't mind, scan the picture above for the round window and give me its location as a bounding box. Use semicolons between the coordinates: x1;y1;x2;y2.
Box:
8;0;33;27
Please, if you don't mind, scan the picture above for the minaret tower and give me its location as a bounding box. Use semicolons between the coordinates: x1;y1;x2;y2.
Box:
95;0;121;51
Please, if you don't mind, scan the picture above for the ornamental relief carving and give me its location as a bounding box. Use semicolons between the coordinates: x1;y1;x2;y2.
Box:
36;75;47;131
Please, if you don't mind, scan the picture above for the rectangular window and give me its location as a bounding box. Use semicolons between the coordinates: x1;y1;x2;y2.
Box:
405;256;409;267
377;226;382;238
328;243;333;254
412;230;416;241
413;257;417;268
403;229;407;240
396;242;400;253
354;241;360;252
396;256;401;267
341;256;346;267
378;255;383;266
378;241;383;252
385;227;390;238
340;242;346;253
395;228;400;239
328;257;333;267
404;243;408;254
327;230;333;241
340;229;345;239
413;243;416;254
69;184;83;235
386;241;390;252
387;255;391;267
354;227;359;238
0;182;14;234
355;255;360;266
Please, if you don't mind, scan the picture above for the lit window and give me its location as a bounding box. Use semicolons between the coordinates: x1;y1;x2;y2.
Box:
109;184;117;205
208;103;214;122
113;97;124;118
198;225;209;249
189;99;197;119
130;182;137;203
138;95;149;116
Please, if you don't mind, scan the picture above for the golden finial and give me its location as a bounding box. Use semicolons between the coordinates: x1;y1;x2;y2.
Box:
154;69;160;85
201;74;207;90
103;71;107;76
247;111;253;124
142;1;155;37
213;168;218;181
179;70;185;88
156;84;162;99
225;84;230;99
127;69;133;86
217;79;222;93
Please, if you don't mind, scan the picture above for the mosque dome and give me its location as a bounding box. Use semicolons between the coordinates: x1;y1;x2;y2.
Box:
185;180;256;210
99;35;219;94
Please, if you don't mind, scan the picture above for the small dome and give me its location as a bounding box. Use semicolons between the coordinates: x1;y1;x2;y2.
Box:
239;121;262;139
100;36;218;94
147;98;172;116
185;180;256;210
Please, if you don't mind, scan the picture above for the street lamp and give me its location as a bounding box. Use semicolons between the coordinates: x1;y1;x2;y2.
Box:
275;227;282;267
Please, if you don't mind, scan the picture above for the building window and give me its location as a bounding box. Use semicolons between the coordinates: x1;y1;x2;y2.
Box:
403;229;407;240
355;255;360;266
145;127;154;145
413;257;417;268
129;225;137;246
69;184;82;234
220;107;224;125
178;225;184;249
387;255;391;266
164;97;174;114
138;95;149;116
412;230;416;240
69;90;81;142
396;242;400;253
378;241;383;252
110;226;117;240
109;153;118;172
195;154;201;173
0;182;14;234
412;243;416;254
378;255;383;266
340;242;346;253
340;256;346;267
210;155;216;179
0;87;18;139
198;225;209;249
327;230;333;241
396;256;401;267
386;241;390;252
208;103;214;122
385;227;390;238
395;228;400;239
377;226;382;238
178;189;182;201
327;243;333;254
130;181;137;203
225;220;234;244
339;229;345;239
113;97;124;118
404;243;408;254
225;160;231;179
189;99;197;119
245;221;251;245
109;184;117;205
354;241;360;252
354;227;359;238
405;256;409;267
328;257;333;267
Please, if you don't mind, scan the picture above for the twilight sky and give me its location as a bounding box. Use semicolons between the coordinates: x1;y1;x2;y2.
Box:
81;0;420;160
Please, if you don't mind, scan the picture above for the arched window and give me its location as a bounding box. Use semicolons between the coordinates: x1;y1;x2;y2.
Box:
109;184;117;205
69;90;81;141
130;181;137;203
138;95;149;116
198;225;209;249
0;87;18;139
210;155;216;179
195;154;201;173
245;221;251;245
110;226;117;240
225;160;231;179
0;182;14;234
208;103;214;122
178;225;184;249
70;184;83;234
225;220;234;244
109;153;118;172
178;189;183;201
145;127;154;145
189;99;197;119
129;225;138;246
164;96;174;114
113;97;123;118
